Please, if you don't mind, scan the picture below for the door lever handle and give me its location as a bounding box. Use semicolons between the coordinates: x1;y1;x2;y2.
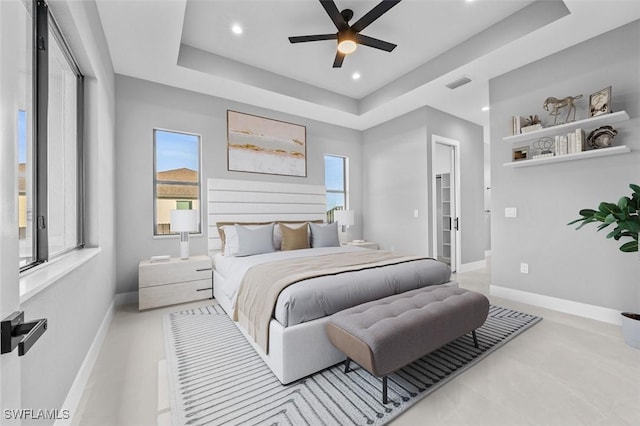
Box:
1;311;48;356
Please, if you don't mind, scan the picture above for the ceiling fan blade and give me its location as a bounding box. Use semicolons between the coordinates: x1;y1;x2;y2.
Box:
332;51;345;68
289;34;337;44
356;34;397;52
351;0;402;33
320;0;348;30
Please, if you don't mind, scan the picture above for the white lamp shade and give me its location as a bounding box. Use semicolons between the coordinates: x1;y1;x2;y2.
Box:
334;209;354;227
170;209;198;233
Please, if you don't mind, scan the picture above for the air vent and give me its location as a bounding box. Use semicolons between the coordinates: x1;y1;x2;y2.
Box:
445;76;472;90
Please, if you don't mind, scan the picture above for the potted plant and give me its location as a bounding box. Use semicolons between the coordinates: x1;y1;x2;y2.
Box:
568;184;640;349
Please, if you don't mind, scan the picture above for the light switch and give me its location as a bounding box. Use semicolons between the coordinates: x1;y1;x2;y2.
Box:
505;207;517;218
413;209;419;218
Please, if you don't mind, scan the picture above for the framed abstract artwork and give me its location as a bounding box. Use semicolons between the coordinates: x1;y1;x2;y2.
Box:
227;110;307;177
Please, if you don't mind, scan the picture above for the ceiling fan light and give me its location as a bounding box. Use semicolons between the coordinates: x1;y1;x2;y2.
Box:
337;31;357;54
337;39;357;54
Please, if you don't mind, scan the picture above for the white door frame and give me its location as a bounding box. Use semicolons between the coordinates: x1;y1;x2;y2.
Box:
1;0;26;415
431;135;461;272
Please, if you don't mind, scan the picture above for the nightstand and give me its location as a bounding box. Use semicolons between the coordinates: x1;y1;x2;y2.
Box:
343;241;379;250
138;255;212;310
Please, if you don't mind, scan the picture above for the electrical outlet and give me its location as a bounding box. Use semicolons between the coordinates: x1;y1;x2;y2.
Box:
520;263;529;274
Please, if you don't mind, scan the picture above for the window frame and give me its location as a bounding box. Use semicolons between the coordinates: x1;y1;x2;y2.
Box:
152;128;202;237
21;0;84;272
324;154;348;210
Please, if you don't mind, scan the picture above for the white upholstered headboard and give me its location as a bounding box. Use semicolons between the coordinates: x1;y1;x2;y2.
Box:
207;178;327;252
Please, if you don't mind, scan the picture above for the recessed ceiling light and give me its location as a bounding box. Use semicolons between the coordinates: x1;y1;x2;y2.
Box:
482;106;490;112
231;24;243;35
352;72;361;80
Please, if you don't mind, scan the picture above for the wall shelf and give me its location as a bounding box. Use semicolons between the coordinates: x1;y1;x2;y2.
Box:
503;145;631;168
503;111;629;144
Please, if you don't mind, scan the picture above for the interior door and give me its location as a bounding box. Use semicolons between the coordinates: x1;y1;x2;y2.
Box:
0;0;27;417
432;136;460;272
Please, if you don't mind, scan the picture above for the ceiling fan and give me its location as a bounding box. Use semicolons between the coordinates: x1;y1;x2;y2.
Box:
288;0;402;68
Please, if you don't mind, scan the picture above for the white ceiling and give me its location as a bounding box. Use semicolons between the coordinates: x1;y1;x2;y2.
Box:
95;0;640;130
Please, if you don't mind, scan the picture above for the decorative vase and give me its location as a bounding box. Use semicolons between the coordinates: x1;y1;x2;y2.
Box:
621;312;640;349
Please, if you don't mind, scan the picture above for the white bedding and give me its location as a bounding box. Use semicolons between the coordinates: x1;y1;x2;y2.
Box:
213;246;453;327
212;246;365;306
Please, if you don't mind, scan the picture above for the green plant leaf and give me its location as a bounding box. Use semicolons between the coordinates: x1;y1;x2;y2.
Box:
604;214;616;225
630;183;640;195
606;227;621;239
618;196;629;210
579;209;597;217
620;241;638;252
599;202;620;215
619;219;640;234
595;212;611;223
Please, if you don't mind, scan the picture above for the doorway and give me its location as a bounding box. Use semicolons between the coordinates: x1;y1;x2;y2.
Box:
431;135;460;272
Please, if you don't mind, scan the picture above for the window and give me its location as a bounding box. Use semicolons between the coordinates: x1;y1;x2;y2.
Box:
19;0;84;271
324;155;347;211
154;130;201;235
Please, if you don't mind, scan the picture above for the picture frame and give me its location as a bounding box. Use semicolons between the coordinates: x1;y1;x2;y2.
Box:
227;110;307;177
588;86;611;117
512;146;529;162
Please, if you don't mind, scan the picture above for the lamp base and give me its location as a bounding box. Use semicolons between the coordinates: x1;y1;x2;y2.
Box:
179;233;190;259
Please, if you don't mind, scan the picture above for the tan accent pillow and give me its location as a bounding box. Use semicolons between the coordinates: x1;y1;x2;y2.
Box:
279;223;310;251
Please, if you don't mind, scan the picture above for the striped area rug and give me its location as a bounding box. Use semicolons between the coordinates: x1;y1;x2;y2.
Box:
164;304;541;426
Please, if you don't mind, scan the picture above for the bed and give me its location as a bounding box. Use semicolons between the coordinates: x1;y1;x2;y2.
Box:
208;178;457;384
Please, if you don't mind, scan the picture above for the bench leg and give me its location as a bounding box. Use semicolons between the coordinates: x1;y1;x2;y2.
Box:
344;358;351;374
382;376;388;404
472;330;479;348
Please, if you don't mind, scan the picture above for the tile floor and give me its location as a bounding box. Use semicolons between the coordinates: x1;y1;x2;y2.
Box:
72;261;640;425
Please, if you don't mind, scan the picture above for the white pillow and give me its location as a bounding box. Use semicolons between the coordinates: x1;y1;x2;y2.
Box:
222;224;266;256
309;222;340;248
234;223;275;257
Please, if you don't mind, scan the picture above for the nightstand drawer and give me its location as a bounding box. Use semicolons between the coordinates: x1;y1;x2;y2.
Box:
139;257;211;288
139;279;212;310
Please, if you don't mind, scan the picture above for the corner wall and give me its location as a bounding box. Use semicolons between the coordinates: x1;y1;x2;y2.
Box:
362;106;485;265
115;76;363;294
489;21;640;315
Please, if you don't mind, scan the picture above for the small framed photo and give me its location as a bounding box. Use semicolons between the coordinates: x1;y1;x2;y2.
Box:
589;86;611;117
512;146;529;161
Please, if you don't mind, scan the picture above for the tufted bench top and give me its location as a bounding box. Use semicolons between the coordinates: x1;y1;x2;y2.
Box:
326;284;489;378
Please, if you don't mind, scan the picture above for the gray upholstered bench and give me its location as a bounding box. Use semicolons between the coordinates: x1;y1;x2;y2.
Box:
325;284;489;404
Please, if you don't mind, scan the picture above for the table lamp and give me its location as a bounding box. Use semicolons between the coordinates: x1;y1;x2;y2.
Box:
170;209;198;259
334;209;354;232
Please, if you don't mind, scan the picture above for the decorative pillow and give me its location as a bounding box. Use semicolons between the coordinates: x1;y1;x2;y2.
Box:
273;222;307;249
234;223;276;256
309;222;340;248
217;221;272;250
279;223;310;251
221;225;241;256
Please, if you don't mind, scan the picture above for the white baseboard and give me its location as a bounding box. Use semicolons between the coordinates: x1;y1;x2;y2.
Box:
115;291;138;307
55;298;115;426
490;285;622;325
457;259;487;273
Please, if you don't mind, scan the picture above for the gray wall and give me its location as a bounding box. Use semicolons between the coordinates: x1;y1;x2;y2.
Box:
490;21;640;312
362;106;485;264
426;107;486;265
115;76;363;294
18;0;117;419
